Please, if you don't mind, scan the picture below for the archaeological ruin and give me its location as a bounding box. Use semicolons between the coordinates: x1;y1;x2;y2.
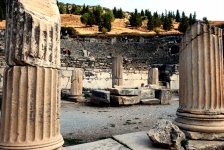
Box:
0;0;64;149
174;22;224;140
0;0;224;149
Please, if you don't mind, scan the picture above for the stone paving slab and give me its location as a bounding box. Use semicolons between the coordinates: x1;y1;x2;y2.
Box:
65;138;130;150
113;131;166;150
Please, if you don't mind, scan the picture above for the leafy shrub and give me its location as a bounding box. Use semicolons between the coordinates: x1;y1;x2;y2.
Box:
154;28;160;34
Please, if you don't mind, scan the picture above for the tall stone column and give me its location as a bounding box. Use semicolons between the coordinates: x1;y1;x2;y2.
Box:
174;22;224;140
0;0;64;149
69;68;84;102
112;56;123;88
148;67;159;85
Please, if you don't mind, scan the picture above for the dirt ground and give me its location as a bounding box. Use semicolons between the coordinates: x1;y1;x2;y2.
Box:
60;97;179;146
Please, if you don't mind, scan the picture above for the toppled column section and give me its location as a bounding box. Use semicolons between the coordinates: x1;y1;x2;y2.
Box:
0;0;63;149
112;56;123;88
69;68;84;102
174;22;224;140
5;0;60;68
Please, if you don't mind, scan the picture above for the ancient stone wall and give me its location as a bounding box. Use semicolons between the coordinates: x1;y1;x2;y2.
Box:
60;35;181;71
0;30;180;70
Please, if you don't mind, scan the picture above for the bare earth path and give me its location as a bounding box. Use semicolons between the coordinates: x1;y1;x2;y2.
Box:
60;97;179;144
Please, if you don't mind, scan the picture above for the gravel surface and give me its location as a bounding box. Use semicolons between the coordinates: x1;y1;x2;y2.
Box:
60;96;179;143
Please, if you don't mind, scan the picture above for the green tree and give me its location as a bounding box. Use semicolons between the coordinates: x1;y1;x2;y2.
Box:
58;3;66;14
129;9;142;27
66;3;70;14
160;12;165;24
188;13;194;26
80;13;89;26
178;11;189;33
147;11;154;30
93;5;103;25
80;4;86;15
192;12;197;24
163;16;172;30
145;9;149;16
81;12;96;27
140;9;145;16
175;9;181;22
153;12;161;27
117;8;123;18
99;12;114;32
113;7;117;18
71;4;80;15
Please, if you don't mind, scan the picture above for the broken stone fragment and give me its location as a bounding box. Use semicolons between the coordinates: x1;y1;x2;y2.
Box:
107;88;141;96
5;0;60;68
147;120;186;150
90;90;110;106
110;95;140;106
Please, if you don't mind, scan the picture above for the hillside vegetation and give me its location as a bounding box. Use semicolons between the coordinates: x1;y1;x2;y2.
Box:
0;15;223;35
61;14;182;35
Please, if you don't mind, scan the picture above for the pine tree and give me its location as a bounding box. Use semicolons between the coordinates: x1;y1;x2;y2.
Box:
93;5;103;25
113;7;117;18
117;8;123;18
153;12;161;27
160;12;165;24
192;12;197;24
80;4;86;15
140;9;144;16
147;11;154;30
175;9;181;22
129;9;142;27
188;13;193;26
163;16;172;30
145;9;149;16
178;11;189;33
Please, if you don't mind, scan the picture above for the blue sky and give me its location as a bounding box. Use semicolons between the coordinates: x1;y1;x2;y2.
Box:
58;0;224;21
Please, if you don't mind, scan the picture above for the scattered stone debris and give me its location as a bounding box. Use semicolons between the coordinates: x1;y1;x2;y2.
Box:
147;120;186;150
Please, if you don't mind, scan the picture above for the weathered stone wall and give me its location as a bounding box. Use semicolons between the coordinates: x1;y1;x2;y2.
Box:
60;67;148;89
60;35;180;71
0;29;180;71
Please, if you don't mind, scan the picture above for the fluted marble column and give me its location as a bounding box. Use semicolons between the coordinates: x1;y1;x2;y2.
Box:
0;67;63;149
174;22;224;140
0;0;64;149
112;56;123;88
69;68;84;102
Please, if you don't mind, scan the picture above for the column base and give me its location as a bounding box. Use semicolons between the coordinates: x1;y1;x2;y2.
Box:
174;111;224;140
68;95;85;102
0;135;64;150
